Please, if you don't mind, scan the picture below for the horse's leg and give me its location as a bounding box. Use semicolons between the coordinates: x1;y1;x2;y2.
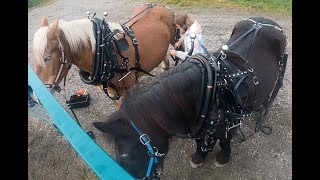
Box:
161;45;174;72
161;55;170;72
114;99;122;110
214;131;232;167
190;137;217;168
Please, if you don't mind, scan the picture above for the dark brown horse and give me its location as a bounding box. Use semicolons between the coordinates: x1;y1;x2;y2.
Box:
92;17;288;179
32;3;175;109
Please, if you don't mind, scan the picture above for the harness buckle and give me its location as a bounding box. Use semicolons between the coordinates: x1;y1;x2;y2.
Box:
132;38;138;45
139;134;150;145
220;52;227;60
218;79;227;86
58;44;64;51
60;57;67;64
52;84;62;92
253;76;259;85
256;22;263;28
227;119;243;131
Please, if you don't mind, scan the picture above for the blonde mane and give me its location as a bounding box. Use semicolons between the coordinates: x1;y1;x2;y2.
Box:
33;26;49;66
32;18;96;66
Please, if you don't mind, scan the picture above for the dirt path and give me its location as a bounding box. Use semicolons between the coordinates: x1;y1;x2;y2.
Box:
28;0;292;179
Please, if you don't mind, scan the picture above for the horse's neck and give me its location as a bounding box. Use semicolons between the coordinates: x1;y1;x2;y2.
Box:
59;31;93;73
69;21;124;73
164;76;203;135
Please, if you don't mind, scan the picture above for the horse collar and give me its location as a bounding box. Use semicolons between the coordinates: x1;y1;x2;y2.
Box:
79;14;153;100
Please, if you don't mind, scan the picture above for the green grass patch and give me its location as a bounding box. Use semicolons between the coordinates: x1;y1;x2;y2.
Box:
28;0;55;11
158;0;292;16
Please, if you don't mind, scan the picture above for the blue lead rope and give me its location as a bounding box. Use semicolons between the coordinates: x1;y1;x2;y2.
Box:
128;119;158;178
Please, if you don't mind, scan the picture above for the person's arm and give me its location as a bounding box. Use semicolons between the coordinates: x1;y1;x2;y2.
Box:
175;34;185;49
179;34;185;42
169;49;188;60
175;51;188;60
191;34;204;55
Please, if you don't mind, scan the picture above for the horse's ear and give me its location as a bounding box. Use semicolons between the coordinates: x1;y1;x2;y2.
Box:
92;118;130;136
41;16;48;27
48;17;60;38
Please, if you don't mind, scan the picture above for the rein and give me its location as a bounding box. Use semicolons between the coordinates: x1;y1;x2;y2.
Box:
122;3;156;28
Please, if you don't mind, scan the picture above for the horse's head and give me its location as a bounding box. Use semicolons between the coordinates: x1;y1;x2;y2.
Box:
93;114;168;179
32;16;72;90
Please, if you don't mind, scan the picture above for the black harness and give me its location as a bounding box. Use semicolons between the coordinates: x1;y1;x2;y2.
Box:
79;3;157;100
217;18;288;142
179;18;288;152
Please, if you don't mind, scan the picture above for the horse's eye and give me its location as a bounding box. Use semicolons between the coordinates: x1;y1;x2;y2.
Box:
44;55;52;62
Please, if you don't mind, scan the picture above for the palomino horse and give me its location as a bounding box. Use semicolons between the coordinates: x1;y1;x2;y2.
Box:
92;17;288;179
32;3;175;109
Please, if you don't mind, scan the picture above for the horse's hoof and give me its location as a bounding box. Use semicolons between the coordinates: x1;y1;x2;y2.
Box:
214;158;228;167
214;151;230;167
161;67;169;73
190;159;203;168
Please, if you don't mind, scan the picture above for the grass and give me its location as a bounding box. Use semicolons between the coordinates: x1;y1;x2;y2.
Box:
157;0;292;16
28;0;55;11
28;0;292;16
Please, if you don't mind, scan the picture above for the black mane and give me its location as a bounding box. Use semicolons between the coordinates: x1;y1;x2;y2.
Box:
118;61;204;136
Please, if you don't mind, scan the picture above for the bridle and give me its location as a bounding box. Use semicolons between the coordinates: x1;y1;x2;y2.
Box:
44;36;72;92
119;118;166;180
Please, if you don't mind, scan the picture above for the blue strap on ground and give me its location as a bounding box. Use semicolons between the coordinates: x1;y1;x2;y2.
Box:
28;65;135;180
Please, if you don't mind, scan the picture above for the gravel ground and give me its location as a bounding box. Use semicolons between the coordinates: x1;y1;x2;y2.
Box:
28;0;292;179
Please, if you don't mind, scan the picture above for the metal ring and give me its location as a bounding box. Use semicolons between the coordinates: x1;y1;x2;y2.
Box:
221;53;226;60
253;76;259;85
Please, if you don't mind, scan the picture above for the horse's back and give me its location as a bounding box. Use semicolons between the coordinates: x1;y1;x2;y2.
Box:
229;17;286;55
130;3;174;28
123;3;175;73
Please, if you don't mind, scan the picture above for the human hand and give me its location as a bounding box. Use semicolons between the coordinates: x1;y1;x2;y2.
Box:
169;49;177;56
174;40;182;49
